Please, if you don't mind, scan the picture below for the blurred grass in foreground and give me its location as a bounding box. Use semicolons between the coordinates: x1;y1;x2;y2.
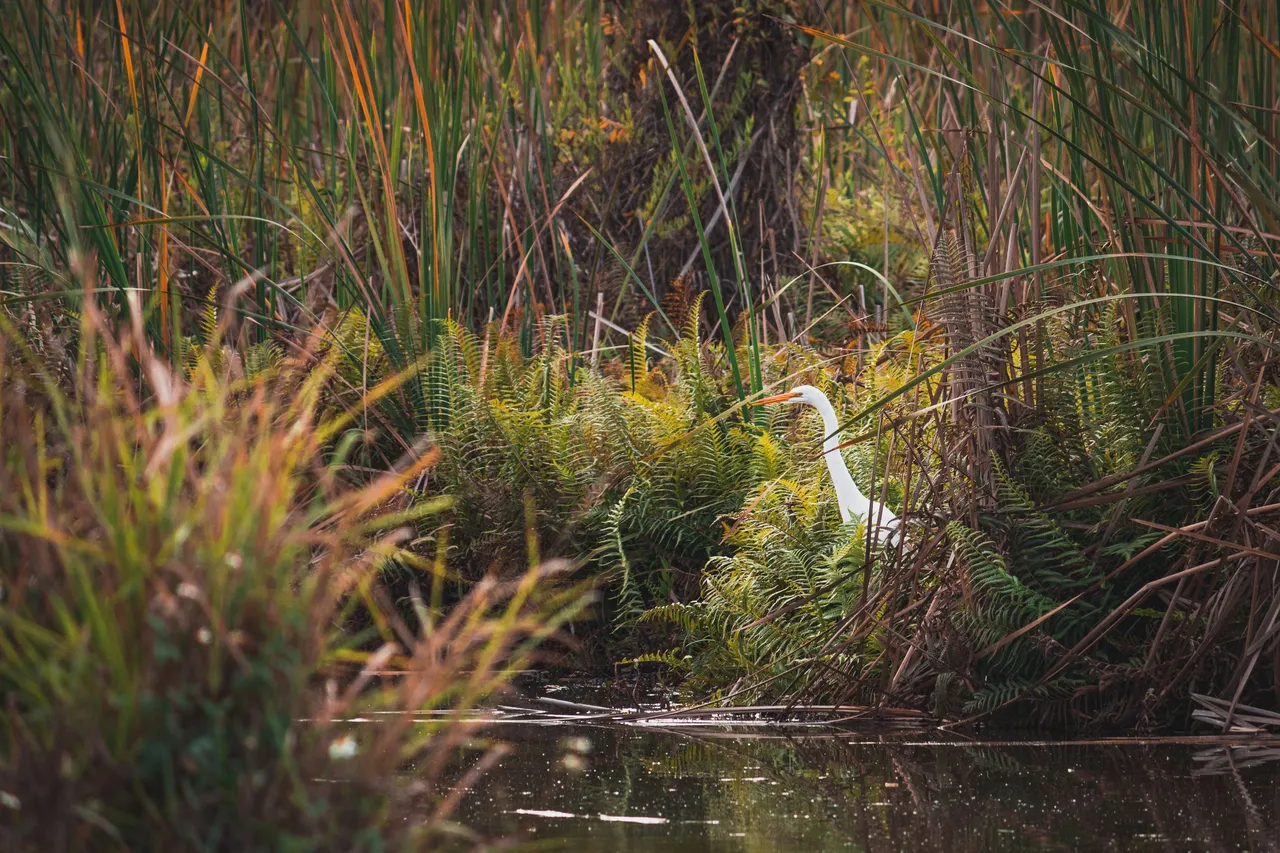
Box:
0;295;584;850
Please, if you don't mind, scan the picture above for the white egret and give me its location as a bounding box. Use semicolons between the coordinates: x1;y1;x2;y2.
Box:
758;385;902;546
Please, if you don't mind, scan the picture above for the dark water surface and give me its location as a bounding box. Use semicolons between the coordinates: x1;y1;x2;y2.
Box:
452;703;1280;851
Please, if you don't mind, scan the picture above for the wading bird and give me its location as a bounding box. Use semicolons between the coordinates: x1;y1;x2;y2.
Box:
759;385;902;547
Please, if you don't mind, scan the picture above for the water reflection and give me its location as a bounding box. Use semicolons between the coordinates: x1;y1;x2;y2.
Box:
453;722;1280;851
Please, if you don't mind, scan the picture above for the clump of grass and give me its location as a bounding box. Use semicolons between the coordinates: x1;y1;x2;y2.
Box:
0;298;581;851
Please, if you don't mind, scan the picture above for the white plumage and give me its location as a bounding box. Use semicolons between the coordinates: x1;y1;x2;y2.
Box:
759;384;902;547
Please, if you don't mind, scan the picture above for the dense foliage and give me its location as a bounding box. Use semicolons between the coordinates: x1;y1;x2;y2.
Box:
2;0;1280;844
0;309;580;849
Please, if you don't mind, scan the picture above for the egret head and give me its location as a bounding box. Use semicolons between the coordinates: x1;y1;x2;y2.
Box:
758;384;826;408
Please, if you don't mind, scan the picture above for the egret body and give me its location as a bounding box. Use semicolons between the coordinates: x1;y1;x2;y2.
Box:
759;385;901;544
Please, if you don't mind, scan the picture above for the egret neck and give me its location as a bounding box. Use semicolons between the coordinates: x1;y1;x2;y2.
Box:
759;385;899;538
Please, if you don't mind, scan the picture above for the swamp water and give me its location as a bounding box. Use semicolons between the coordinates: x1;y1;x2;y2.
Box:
449;684;1280;851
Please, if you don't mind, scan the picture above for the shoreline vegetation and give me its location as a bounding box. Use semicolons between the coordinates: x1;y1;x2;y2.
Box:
2;0;1279;848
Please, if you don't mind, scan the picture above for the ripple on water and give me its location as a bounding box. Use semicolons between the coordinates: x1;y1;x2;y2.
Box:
447;688;1280;852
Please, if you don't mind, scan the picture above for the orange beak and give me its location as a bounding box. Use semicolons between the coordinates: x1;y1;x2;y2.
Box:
757;391;801;405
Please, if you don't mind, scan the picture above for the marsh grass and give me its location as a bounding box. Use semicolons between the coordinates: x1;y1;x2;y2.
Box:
770;0;1280;726
2;0;1279;759
0;296;584;850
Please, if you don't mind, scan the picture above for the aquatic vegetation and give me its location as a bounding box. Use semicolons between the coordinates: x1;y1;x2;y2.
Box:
0;305;582;850
422;309;899;640
0;13;1277;849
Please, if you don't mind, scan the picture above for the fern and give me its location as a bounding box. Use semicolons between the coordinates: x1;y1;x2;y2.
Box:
605;488;645;628
652;475;879;699
616;649;692;671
